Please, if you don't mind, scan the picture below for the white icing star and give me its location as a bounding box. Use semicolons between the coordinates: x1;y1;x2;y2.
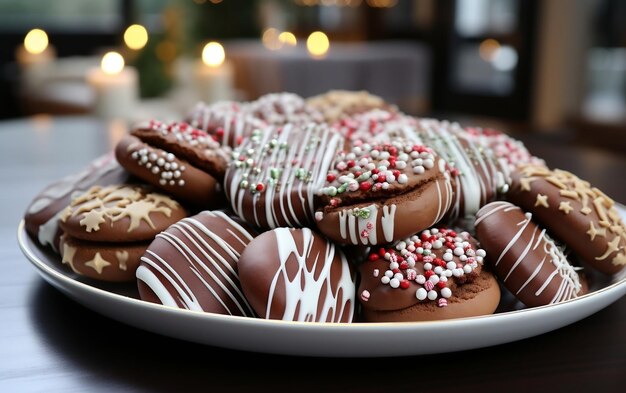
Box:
79;210;106;232
535;193;549;208
84;252;111;274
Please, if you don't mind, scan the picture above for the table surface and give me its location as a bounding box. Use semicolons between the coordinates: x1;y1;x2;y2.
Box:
0;116;624;392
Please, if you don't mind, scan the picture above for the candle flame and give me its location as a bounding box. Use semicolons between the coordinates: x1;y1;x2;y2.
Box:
124;24;148;50
279;32;297;47
202;42;225;67
307;31;329;58
262;28;281;51
24;29;49;55
101;52;125;75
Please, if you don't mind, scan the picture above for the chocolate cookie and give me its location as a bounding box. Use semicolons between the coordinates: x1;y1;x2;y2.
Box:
59;184;186;242
115;120;229;207
306;90;396;123
475;201;584;307
137;210;258;316
508;165;626;275
58;185;186;282
238;227;356;322
315;137;453;245
224;123;343;230
24;153;130;251
358;227;500;322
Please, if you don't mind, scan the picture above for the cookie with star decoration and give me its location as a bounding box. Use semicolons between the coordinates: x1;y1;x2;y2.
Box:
507;164;626;275
58;184;186;282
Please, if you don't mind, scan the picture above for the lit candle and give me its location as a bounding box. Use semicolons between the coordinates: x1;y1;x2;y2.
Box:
194;42;234;103
307;31;330;59
86;51;138;119
15;28;56;69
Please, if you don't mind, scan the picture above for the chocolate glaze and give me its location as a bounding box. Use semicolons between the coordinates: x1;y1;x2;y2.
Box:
137;210;258;316
131;120;229;179
24;153;130;252
475;201;584;307
60;184;186;243
508;165;626;275
238;227;356;322
116;135;221;207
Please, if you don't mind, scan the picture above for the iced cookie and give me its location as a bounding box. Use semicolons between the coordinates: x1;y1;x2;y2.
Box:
315;137;453;245
475;201;585;307
238;227;356;322
306;90;396;123
58;184;186;281
508;165;626;275
357;226;500;322
137;210;258;316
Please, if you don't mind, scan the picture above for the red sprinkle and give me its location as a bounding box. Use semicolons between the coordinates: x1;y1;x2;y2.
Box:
326;174;336;182
378;248;387;257
437;281;447;289
256;183;265;192
369;253;379;261
400;280;410;289
347;160;355;168
360;181;372;191
424;270;434;278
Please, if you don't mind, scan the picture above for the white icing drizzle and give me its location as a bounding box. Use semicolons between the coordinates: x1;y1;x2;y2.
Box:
136;211;255;316
381;204;397;242
337;204;378;245
265;228;355;322
476;201;581;304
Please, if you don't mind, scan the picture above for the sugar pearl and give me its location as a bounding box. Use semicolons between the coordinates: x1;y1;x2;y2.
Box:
446;261;456;270
390;278;400;288
441;287;452;298
413;166;425;174
384;270;394;278
394;273;404;281
416;275;426;284
416;288;427;300
443;253;453;262
424;262;432;270
427;290;438;300
454;247;464;256
373;269;379;277
463;265;473;274
476;249;487;257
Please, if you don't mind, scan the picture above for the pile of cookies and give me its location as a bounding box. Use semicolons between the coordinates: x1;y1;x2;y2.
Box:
24;90;626;323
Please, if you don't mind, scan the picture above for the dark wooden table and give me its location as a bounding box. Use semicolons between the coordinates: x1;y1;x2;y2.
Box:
1;117;624;392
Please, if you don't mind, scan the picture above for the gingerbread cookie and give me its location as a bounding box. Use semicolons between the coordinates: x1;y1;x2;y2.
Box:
238;227;356;322
224;123;343;230
358;227;500;322
315;137;453;246
137;210;258;316
24;153;130;251
247;92;323;126
508;165;626;275
475;201;584;307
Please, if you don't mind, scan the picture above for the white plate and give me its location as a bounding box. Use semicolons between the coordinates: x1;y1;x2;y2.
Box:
18;214;626;358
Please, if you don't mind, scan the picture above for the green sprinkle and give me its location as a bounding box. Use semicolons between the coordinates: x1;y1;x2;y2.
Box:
351;207;371;219
337;183;348;194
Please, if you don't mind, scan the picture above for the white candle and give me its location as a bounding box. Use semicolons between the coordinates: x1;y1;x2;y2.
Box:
86;51;138;119
194;42;234;104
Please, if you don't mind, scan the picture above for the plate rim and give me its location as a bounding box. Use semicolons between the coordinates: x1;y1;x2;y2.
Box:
17;219;626;332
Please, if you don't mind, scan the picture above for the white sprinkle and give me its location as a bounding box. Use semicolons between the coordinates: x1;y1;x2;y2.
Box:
394;273;404;281
441;287;452;298
476;249;486;257
454;247;464;256
381;276;391;284
389;262;399;270
427;290;438;300
390;278;400;288
446;261;456;270
413;166;425;174
373;269;379;277
464;265;473;274
416;288;427;300
416;275;426;284
398;174;408;184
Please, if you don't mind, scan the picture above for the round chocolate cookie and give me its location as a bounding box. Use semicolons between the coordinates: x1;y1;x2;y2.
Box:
224;123;343;230
315;137;453;246
136;210;258;316
116;135;220;207
306;90;396;123
59;184;187;242
475;201;585;307
238;227;356;322
59;234;146;282
58;185;185;282
115;120;229;207
508;165;626;275
24;152;130;251
358;227;500;322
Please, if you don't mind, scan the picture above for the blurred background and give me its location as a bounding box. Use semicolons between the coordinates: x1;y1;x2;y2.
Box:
0;0;624;152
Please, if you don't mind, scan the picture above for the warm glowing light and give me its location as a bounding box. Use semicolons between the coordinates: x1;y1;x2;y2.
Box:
307;31;330;57
124;24;148;50
101;52;125;75
479;38;500;62
202;42;225;67
279;31;297;47
262;28;282;50
24;29;49;55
